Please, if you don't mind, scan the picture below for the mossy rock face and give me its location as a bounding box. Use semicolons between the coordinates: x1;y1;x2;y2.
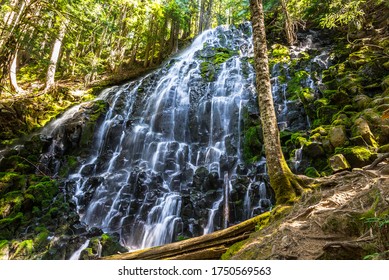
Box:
100;233;127;257
0;212;24;240
353;94;372;111
317;106;339;125
198;46;237;82
25;180;58;206
0;173;27;195
243;126;263;163
200;61;217;82
336;146;377;168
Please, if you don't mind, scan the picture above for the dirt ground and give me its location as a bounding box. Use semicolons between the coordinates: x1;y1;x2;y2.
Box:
231;161;389;260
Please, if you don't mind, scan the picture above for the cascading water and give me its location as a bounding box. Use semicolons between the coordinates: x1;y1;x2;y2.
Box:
35;24;331;253
49;23;275;251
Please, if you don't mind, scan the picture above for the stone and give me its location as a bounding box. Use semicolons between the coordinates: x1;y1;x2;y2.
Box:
339;146;377;168
353;94;371;111
322;137;334;154
352;117;378;147
302;141;325;157
329;154;351;173
328;125;347;148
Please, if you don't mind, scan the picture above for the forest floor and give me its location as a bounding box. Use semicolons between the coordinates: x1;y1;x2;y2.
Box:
230;161;389;260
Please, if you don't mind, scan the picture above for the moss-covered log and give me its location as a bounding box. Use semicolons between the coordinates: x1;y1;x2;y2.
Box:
101;213;265;260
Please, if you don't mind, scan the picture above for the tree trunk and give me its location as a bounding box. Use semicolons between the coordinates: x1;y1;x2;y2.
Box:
144;16;156;68
9;50;24;94
45;17;69;91
281;0;296;45
157;18;168;64
203;0;213;30
249;0;302;204
172;21;179;54
198;0;204;33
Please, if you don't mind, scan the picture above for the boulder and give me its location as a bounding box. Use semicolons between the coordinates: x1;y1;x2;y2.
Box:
352;117;378;147
338;146;377;168
329;154;351;173
302;141;325;158
328;126;347;148
353;94;371;110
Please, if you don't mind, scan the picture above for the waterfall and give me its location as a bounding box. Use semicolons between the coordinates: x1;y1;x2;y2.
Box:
54;24;273;251
33;24;331;252
69;239;90;260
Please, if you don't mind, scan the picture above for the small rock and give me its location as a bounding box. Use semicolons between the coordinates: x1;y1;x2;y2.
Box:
329;154;351;173
353;94;371;110
352;118;377;147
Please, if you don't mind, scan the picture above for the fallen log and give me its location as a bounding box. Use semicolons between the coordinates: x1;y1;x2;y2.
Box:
101;214;264;260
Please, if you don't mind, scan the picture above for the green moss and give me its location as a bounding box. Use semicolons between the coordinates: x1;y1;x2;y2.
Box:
212;48;236;64
99;233;127;257
311;126;328;136
254;211;271;231
316;105;339;125
199;47;237;82
221;240;247;260
80;247;96;260
34;228;50;250
335;146;377;168
286;70;310;100
0;172;27;195
0;239;9;259
89;100;107;122
13;240;34;259
0;212;24;239
243;126;262;163
270;44;290;64
314;98;329;107
200;61;216;82
304;167;320;178
59;155;79;177
378;144;389;153
25;180;58;205
0;190;24;219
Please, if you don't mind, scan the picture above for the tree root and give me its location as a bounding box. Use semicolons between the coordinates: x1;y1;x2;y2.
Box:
365;153;389;170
